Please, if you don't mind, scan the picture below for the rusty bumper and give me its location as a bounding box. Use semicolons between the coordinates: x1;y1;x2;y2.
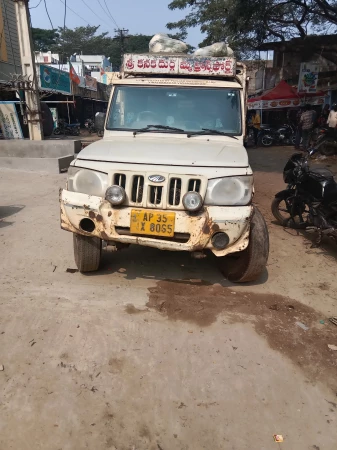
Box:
60;189;252;257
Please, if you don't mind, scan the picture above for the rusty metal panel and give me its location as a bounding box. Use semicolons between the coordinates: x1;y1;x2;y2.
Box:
60;189;252;256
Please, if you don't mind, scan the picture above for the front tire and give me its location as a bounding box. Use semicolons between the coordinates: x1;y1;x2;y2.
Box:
218;207;269;283
73;234;102;272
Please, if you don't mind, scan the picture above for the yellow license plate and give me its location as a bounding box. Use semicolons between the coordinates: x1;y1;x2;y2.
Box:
130;210;175;237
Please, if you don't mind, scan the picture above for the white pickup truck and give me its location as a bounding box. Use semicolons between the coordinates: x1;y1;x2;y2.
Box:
60;53;269;282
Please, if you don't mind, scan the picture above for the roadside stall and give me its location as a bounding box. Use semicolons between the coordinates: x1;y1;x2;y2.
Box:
248;80;326;127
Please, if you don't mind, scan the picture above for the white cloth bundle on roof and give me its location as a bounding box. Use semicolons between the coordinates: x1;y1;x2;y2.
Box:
149;33;188;54
193;42;234;57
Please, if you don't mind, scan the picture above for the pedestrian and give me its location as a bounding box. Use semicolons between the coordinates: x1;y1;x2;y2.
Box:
313;104;337;153
250;109;261;147
299;104;314;151
318;104;330;127
294;106;304;149
327;104;337;130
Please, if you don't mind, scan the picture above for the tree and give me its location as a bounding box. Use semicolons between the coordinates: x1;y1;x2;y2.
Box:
167;0;337;57
32;28;59;51
32;26;152;69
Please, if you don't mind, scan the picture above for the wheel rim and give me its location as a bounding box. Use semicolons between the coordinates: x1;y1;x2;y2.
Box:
276;198;309;226
262;135;273;146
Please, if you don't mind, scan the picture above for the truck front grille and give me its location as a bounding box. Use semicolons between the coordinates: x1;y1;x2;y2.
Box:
110;171;206;210
114;173;126;189
149;186;163;205
169;178;182;206
131;175;144;203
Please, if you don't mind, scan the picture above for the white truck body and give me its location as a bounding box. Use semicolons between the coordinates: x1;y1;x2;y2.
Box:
60;52;269;281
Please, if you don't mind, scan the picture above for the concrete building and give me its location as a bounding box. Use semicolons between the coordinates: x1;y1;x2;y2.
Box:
70;54;112;75
34;51;60;65
258;35;337;103
0;0;21;83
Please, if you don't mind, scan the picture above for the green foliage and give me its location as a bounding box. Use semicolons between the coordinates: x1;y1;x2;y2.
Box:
32;28;59;51
32;26;152;69
167;0;337;57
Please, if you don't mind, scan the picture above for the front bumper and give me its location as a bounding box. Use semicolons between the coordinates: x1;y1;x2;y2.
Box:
60;189;252;257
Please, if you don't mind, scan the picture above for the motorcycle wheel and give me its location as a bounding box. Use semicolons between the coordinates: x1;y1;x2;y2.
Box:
271;196;308;228
97;130;104;137
291;135;303;146
261;134;273;147
321;143;335;156
53;127;61;135
72;127;80;136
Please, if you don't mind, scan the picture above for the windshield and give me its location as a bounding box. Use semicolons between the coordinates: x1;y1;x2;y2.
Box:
107;86;242;135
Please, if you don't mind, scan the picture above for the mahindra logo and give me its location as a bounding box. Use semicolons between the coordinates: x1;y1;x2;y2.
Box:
148;175;165;183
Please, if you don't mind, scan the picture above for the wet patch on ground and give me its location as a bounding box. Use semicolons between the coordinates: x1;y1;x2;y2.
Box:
147;279;337;392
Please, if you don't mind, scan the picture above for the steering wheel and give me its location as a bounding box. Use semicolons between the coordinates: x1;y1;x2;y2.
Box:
137;111;157;121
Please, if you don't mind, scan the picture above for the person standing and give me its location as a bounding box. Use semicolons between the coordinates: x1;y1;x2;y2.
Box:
300;104;314;151
294;106;304;149
313;104;337;153
327;104;337;131
250;109;261;147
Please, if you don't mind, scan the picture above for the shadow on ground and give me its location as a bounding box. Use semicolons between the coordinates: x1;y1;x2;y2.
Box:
81;244;269;287
0;205;25;228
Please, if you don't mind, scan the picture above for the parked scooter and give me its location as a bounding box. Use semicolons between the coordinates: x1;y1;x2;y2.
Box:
271;150;337;246
259;123;297;147
54;119;80;136
313;126;337;156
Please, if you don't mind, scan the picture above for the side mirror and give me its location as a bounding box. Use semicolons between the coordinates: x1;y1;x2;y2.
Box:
95;112;106;132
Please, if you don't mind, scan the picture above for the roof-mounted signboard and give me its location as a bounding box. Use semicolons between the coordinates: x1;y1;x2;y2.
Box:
123;54;236;77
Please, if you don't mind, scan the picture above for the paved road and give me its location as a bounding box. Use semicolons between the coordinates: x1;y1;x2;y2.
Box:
0;148;337;450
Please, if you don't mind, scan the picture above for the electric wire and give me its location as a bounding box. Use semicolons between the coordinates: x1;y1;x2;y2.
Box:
43;0;54;29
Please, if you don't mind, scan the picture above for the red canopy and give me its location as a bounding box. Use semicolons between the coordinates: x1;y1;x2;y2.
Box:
248;80;325;103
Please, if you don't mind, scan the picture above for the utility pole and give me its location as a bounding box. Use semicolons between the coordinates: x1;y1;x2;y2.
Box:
114;28;129;61
15;0;43;140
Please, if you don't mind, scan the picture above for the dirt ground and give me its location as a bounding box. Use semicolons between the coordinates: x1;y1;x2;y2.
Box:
0;146;337;450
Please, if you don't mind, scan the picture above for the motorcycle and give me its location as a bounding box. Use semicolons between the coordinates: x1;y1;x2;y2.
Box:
84;118;96;134
313;126;337;156
271;150;337;246
259;123;297;147
85;118;104;137
54;119;80;136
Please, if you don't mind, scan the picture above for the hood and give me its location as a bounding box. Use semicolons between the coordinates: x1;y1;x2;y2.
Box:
77;135;248;168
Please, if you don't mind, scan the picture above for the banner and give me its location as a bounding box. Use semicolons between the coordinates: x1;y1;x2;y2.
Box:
39;64;71;94
85;75;97;91
0;101;23;139
248;96;325;110
298;63;320;94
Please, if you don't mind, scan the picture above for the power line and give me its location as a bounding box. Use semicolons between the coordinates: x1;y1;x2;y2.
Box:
79;0;114;29
103;0;119;29
114;28;129;59
43;0;54;29
59;0;89;25
29;0;43;9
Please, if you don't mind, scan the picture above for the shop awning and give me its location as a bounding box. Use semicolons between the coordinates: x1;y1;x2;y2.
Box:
248;80;326;110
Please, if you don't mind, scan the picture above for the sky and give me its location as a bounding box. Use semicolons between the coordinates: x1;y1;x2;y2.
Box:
29;0;204;48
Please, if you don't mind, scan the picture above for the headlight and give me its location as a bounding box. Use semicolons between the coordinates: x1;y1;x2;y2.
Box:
205;176;253;206
68;167;108;197
182;191;203;212
105;185;126;205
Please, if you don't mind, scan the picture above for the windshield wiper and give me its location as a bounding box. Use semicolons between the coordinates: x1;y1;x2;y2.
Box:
133;124;185;136
187;128;238;139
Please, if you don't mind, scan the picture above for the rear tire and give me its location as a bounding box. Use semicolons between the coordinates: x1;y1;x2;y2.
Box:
321;144;335;156
260;134;273;147
218;207;269;283
73;233;101;272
